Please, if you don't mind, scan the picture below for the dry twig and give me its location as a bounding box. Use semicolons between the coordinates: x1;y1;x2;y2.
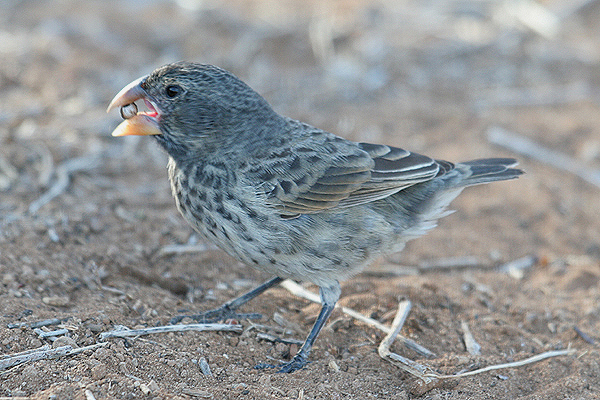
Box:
488;126;600;189
100;323;242;339
573;326;596;345
33;328;69;338
0;342;107;371
158;243;214;257
7;318;66;329
461;321;481;356
256;332;304;346
498;255;537;280
377;298;576;394
28;155;101;214
280;279;435;357
0;155;18;190
282;279;574;393
434;349;575;379
418;256;483;271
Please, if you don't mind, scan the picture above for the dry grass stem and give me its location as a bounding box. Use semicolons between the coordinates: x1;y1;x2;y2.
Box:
280;279;435;357
488;126;600;189
99;323;242;339
0;343;107;371
461;321;482;356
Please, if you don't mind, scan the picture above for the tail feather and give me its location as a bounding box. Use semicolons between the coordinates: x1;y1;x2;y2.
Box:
453;158;523;187
383;157;522;248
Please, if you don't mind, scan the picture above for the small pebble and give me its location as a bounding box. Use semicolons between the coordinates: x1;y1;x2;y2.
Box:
147;380;159;392
52;336;77;348
258;374;271;386
328;359;340;372
91;364;107;380
274;342;287;355
289;343;298;357
42;296;70;307
199;357;212;376
139;383;151;395
2;273;16;285
47;228;59;242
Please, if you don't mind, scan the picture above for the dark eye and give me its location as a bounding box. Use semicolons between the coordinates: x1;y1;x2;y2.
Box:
165;84;182;98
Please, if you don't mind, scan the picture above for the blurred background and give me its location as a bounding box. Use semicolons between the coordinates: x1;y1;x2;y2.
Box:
1;1;600;398
2;0;600;262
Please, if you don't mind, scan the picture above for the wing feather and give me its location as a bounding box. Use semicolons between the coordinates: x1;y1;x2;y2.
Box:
251;127;451;215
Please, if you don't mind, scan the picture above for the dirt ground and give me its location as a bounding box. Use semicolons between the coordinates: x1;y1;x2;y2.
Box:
1;0;600;399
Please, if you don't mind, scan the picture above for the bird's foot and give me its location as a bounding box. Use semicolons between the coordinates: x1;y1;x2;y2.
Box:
169;305;262;325
254;354;310;373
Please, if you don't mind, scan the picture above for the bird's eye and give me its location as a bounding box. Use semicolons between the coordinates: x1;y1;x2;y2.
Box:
165;84;182;98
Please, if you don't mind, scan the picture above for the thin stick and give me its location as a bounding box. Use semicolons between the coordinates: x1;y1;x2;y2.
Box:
418;256;482;271
7;318;66;329
487;126;600;189
100;323;242;339
573;326;596;345
280;280;435;357
377;299;440;393
0;342;107;371
461;321;481;356
33;328;69;338
28;156;101;214
256;332;304;346
378;300;412;358
377;299;576;389
432;349;576;379
281;280;388;331
0;345;51;360
378;300;430;378
158;243;214;257
0;397;32;400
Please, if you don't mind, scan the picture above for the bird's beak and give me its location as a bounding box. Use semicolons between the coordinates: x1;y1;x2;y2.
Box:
106;75;162;137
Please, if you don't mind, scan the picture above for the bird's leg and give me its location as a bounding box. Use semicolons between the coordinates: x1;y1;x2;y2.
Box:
170;276;284;324
256;281;341;373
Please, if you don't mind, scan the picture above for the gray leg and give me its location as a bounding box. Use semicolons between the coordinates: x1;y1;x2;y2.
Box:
257;281;341;373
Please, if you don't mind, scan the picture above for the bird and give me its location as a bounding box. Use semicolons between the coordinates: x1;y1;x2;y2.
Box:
107;62;522;373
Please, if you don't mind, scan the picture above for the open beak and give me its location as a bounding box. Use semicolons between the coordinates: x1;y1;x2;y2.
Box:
106;75;162;137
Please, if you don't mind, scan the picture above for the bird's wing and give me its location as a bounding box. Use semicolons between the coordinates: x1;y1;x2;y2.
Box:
251;128;447;216
335;142;452;208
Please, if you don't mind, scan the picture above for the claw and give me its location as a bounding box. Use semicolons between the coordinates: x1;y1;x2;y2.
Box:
277;355;310;373
254;354;310;373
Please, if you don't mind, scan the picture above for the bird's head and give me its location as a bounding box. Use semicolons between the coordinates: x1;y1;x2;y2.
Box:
107;62;278;159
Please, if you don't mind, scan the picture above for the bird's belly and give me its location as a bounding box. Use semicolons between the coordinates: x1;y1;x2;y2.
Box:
173;186;392;286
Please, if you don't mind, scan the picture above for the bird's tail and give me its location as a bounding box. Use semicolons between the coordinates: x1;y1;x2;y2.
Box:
449;158;523;187
387;157;522;247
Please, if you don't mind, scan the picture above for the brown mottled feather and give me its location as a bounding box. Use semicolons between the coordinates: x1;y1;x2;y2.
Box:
268;141;443;216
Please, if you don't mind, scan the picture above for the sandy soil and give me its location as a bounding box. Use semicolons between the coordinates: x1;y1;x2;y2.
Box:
1;1;599;399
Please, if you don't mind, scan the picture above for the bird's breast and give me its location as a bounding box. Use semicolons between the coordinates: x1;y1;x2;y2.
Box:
167;158;274;263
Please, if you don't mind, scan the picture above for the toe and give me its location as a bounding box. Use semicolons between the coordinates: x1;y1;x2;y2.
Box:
276;356;309;373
